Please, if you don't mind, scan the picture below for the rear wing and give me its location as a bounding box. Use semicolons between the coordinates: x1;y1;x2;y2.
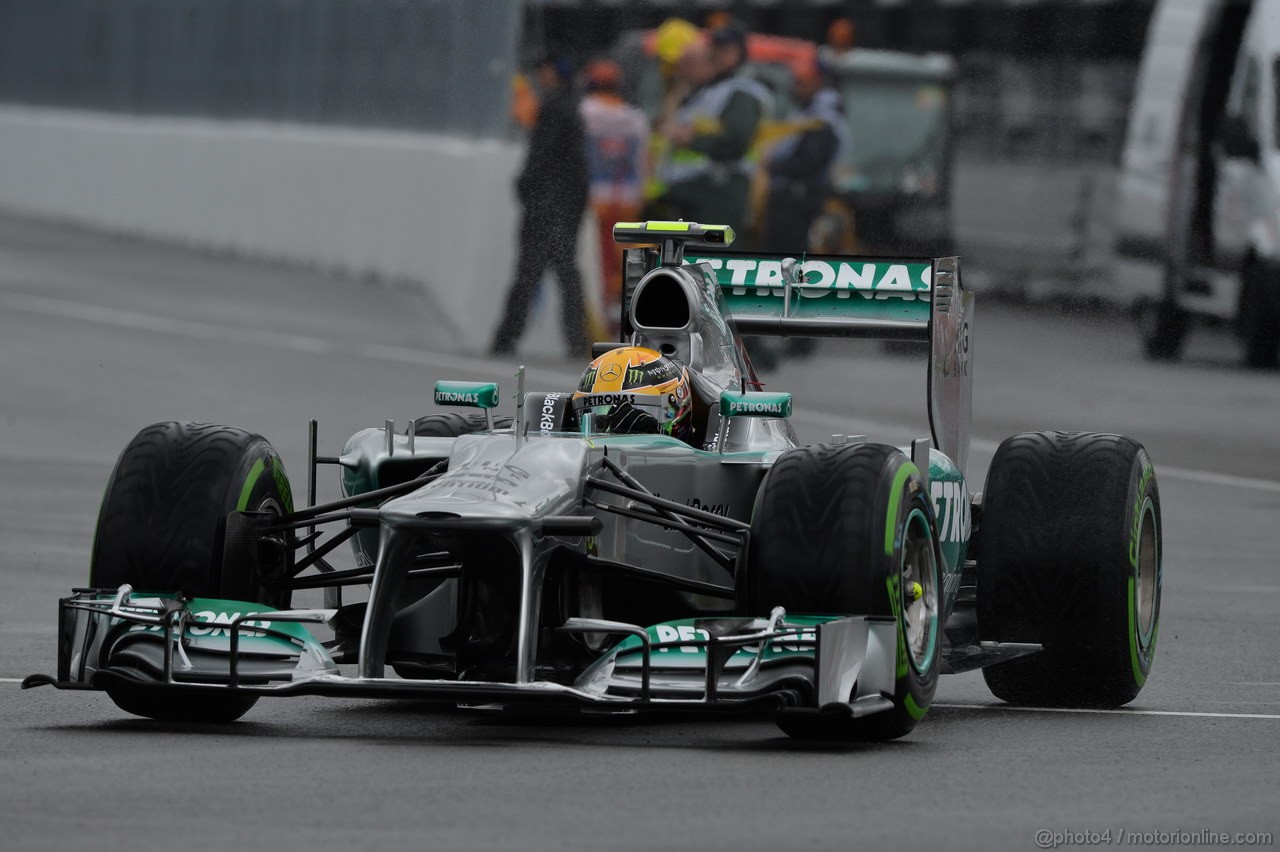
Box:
616;224;973;471
692;249;972;472
686;249;935;341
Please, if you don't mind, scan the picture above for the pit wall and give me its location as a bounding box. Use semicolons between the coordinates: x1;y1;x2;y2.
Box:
0;105;585;350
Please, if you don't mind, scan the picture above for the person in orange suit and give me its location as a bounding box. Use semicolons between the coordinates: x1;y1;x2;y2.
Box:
580;59;651;337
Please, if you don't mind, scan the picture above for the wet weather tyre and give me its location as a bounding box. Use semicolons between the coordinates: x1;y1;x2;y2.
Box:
1137;298;1189;362
742;443;943;741
90;421;295;722
978;431;1161;707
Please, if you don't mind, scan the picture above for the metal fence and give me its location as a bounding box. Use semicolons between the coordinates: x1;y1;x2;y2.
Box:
0;0;521;138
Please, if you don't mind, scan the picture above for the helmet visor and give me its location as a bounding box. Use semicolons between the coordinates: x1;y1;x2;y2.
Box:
572;390;685;428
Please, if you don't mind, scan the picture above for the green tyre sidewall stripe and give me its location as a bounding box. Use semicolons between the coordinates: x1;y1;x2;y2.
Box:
883;461;919;556
235;452;293;514
236;458;267;512
877;455;940;737
902;506;940;676
1126;466;1160;689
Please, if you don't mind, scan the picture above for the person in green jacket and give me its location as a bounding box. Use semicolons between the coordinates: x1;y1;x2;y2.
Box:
656;23;771;239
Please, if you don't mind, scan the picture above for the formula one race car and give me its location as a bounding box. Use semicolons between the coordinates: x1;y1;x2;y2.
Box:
25;222;1163;741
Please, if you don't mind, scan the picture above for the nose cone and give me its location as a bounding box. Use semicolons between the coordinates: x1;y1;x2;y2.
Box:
380;433;589;524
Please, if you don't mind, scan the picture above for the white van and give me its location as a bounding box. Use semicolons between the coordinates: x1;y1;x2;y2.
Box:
1115;0;1280;367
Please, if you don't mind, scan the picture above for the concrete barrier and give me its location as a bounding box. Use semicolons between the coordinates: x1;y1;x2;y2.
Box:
0;105;533;350
0;105;1134;363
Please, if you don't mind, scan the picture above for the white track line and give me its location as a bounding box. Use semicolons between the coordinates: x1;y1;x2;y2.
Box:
0;678;27;684
6;291;1280;495
934;703;1280;720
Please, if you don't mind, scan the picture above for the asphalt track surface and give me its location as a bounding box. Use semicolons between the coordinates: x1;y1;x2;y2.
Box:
0;215;1277;851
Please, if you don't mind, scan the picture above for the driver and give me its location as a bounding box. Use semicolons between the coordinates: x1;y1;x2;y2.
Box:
571;346;693;443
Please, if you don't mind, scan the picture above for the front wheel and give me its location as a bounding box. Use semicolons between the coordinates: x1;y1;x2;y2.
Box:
978;431;1162;707
742;443;942;741
90;421;295;722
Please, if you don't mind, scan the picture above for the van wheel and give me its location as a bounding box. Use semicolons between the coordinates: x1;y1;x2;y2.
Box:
1240;262;1280;369
1136;298;1189;361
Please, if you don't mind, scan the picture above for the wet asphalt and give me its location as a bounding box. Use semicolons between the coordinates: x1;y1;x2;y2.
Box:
0;215;1276;851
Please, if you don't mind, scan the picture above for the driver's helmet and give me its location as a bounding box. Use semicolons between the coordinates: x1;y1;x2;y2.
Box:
572;346;693;442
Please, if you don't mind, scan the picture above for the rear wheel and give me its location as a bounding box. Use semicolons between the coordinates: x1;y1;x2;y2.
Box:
91;421;294;721
742;443;942;741
978;431;1161;707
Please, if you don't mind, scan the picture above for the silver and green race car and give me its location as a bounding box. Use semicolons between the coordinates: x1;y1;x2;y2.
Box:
25;221;1163;741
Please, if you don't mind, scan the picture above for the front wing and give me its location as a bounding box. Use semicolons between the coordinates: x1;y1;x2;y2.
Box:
24;587;900;720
